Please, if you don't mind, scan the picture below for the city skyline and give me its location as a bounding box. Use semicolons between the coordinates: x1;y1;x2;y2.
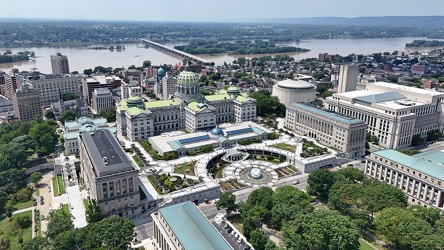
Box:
2;0;443;22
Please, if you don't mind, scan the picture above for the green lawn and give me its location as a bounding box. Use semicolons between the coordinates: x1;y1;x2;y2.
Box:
54;204;70;218
0;211;33;249
359;239;376;250
57;176;66;194
83;199;89;209
174;161;196;176
7;199;35;211
36;187;40;197
52;177;59;196
271;143;297;152
132;155;144;168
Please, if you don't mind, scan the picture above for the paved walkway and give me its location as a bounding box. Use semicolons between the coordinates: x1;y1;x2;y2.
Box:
66;185;87;228
12;206;35;215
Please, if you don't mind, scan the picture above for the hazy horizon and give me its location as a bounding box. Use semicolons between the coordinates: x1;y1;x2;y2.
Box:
2;0;443;22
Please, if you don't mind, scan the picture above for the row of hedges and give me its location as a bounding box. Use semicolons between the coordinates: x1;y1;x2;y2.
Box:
238;138;262;145
139;141;178;160
186;145;213;156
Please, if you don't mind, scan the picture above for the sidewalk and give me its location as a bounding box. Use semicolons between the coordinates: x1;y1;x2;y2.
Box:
12;206;35;215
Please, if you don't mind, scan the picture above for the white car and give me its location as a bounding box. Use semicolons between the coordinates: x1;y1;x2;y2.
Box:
292;180;300;185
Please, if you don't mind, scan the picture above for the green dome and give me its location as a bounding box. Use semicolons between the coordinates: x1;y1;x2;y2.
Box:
157;67;165;74
227;86;240;94
126;96;144;107
177;71;198;85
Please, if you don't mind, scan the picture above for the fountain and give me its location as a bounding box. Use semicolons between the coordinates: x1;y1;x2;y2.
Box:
248;167;263;179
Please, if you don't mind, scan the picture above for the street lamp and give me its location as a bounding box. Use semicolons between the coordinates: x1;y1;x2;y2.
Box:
337;235;342;250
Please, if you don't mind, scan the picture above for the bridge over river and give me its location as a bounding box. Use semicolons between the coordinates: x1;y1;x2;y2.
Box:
141;39;209;64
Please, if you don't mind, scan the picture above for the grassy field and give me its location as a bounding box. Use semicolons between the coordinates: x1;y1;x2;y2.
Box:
174;161;196;176
36;187;40;197
54;204;70;218
52;177;59;196
83;199;89;209
271;143;297;152
7;199;35;211
132;155;144;168
57;176;66;194
0;211;32;249
359;239;376;250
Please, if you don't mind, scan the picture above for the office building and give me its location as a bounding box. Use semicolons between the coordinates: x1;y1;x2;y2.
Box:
338;65;359;93
272;79;316;106
4;73;22;100
325;82;444;149
285;103;367;157
92;88;114;113
116;71;257;141
50;52;70;75
365;149;444;211
152;201;233;250
28;76;81;106
82;76;121;104
79;129;140;217
50;98;89;119
12;81;41;122
120;81;142;100
63;117;116;155
0;95;13;113
162;75;177;99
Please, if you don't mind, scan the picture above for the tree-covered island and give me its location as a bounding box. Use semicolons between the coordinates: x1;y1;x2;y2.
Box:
174;40;310;55
406;39;444;47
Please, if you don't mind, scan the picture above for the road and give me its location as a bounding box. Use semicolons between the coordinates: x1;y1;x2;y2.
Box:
133;174;308;241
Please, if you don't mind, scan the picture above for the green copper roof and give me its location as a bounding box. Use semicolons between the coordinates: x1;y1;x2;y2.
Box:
374;149;444;181
290;103;364;125
235;95;248;102
159;201;232;250
177;71;198;85
205;94;231;102
144;99;178;109
187;101;203;112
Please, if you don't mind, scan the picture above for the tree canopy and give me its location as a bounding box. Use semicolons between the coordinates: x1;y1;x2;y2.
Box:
249;90;286;117
216;192;238;216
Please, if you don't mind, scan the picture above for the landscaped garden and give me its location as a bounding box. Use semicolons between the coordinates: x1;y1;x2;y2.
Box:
0;211;33;249
300;139;329;158
207;160;230;178
139;141;178;160
275;166;299;178
174;161;196;176
219;180;247;191
238;138;262;146
147;173;199;194
270;142;297;152
248;154;285;164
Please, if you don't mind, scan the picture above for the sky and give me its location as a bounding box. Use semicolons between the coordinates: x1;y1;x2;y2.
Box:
3;0;443;22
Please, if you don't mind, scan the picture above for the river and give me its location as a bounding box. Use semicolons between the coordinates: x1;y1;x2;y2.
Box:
0;37;440;74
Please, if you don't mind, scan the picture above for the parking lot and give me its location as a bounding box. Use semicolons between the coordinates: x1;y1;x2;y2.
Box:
37;172;55;233
212;220;250;250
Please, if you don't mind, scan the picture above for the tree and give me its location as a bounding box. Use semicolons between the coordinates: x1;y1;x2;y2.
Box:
249;229;269;250
100;106;116;122
374;207;436;249
16;215;32;228
306;168;335;194
96;216;134;249
0;236;10;250
52;230;78;250
59;110;76;124
321;90;333;99
216;192;237;216
85;199;103;223
427;129;442;141
22;236;50;250
282;210;360;250
0;168;27;194
62;93;76;101
29;122;57;155
386;74;399;83
270;186;313;230
30;172;43;186
411;134;423;146
83;69;93;75
44;110;55;120
142;60;151;68
46;214;74;240
0;190;7;214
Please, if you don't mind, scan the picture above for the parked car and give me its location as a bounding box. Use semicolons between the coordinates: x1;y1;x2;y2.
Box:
223;224;229;229
292;180;300;185
40;215;45;220
237;238;243;244
231;231;236;237
48;186;51;192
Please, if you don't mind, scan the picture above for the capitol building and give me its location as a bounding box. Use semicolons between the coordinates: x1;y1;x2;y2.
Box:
116;71;257;141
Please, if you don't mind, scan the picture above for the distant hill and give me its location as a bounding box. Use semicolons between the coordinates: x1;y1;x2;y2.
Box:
253;16;444;28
